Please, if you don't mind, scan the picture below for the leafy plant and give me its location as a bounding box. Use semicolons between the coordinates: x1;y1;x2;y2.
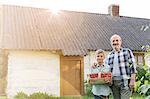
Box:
29;92;50;99
14;92;60;99
136;65;147;82
135;64;150;97
14;92;29;99
138;84;150;98
84;80;93;97
135;45;150;97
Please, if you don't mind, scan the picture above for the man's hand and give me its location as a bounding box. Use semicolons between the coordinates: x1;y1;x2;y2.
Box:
129;74;136;91
129;79;135;91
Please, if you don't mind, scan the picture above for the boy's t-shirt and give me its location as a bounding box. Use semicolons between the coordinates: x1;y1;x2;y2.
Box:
90;64;112;96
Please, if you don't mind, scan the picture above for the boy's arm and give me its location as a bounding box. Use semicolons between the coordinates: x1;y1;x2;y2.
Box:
87;74;93;85
87;65;95;85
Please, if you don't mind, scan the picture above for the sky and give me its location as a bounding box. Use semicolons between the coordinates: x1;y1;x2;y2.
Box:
0;0;150;19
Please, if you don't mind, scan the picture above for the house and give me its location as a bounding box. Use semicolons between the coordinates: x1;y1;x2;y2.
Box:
0;4;149;98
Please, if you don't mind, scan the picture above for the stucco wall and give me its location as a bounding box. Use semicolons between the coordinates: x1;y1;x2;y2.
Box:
7;51;60;98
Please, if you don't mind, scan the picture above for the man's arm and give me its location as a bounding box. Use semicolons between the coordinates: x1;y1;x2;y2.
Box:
129;73;136;90
127;49;137;74
127;49;137;90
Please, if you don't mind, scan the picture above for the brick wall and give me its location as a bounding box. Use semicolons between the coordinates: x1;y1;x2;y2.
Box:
108;4;119;16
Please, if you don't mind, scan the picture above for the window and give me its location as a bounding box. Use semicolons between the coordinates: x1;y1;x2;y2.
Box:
134;53;145;65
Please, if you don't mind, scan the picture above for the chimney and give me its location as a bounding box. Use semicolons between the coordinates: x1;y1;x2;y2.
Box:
108;4;119;16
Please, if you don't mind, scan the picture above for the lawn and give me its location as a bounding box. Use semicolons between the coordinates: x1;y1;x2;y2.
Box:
0;96;7;99
0;93;146;99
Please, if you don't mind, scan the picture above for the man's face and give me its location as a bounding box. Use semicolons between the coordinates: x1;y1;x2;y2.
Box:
111;36;122;51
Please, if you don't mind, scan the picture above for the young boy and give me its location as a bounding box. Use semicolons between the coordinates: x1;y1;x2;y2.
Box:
88;49;112;99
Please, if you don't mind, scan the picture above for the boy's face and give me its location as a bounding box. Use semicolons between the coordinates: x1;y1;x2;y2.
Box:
96;53;105;64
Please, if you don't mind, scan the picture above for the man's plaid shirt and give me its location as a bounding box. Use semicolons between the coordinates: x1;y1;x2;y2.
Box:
106;48;137;86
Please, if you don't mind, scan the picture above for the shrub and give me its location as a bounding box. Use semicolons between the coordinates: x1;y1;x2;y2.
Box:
14;92;60;99
135;64;150;98
138;84;150;98
136;65;147;82
29;92;50;99
84;80;93;97
14;92;29;99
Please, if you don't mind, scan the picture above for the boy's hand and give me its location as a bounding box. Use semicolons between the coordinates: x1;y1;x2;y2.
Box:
91;63;97;69
89;78;96;85
104;77;112;84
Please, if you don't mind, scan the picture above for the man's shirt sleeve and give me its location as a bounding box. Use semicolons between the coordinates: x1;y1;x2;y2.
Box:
127;49;137;74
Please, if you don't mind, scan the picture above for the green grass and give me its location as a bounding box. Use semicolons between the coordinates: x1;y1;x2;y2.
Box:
0;94;146;99
0;96;7;99
130;93;145;99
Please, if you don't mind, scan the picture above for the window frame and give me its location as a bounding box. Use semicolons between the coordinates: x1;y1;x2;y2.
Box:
133;52;145;65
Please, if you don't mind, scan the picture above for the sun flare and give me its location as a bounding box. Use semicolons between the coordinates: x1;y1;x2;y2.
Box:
46;1;62;15
51;7;60;15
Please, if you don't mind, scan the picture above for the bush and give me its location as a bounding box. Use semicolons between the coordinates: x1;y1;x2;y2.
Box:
29;92;50;99
14;92;56;99
135;64;150;98
84;80;93;97
136;65;147;81
138;85;150;97
14;92;29;99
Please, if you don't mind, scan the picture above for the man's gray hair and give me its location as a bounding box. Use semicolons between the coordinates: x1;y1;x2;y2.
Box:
110;34;122;42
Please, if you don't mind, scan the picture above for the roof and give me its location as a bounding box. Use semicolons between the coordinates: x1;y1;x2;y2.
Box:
0;5;150;55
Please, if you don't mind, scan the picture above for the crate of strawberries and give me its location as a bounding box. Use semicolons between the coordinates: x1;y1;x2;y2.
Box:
88;72;112;84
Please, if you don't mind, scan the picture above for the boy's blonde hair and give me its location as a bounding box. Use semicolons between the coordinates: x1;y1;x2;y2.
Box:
95;49;105;55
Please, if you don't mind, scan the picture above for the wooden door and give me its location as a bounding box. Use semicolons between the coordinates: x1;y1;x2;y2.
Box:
60;56;84;96
0;50;8;96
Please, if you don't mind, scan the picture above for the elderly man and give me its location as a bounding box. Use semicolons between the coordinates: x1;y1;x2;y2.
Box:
106;34;137;99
